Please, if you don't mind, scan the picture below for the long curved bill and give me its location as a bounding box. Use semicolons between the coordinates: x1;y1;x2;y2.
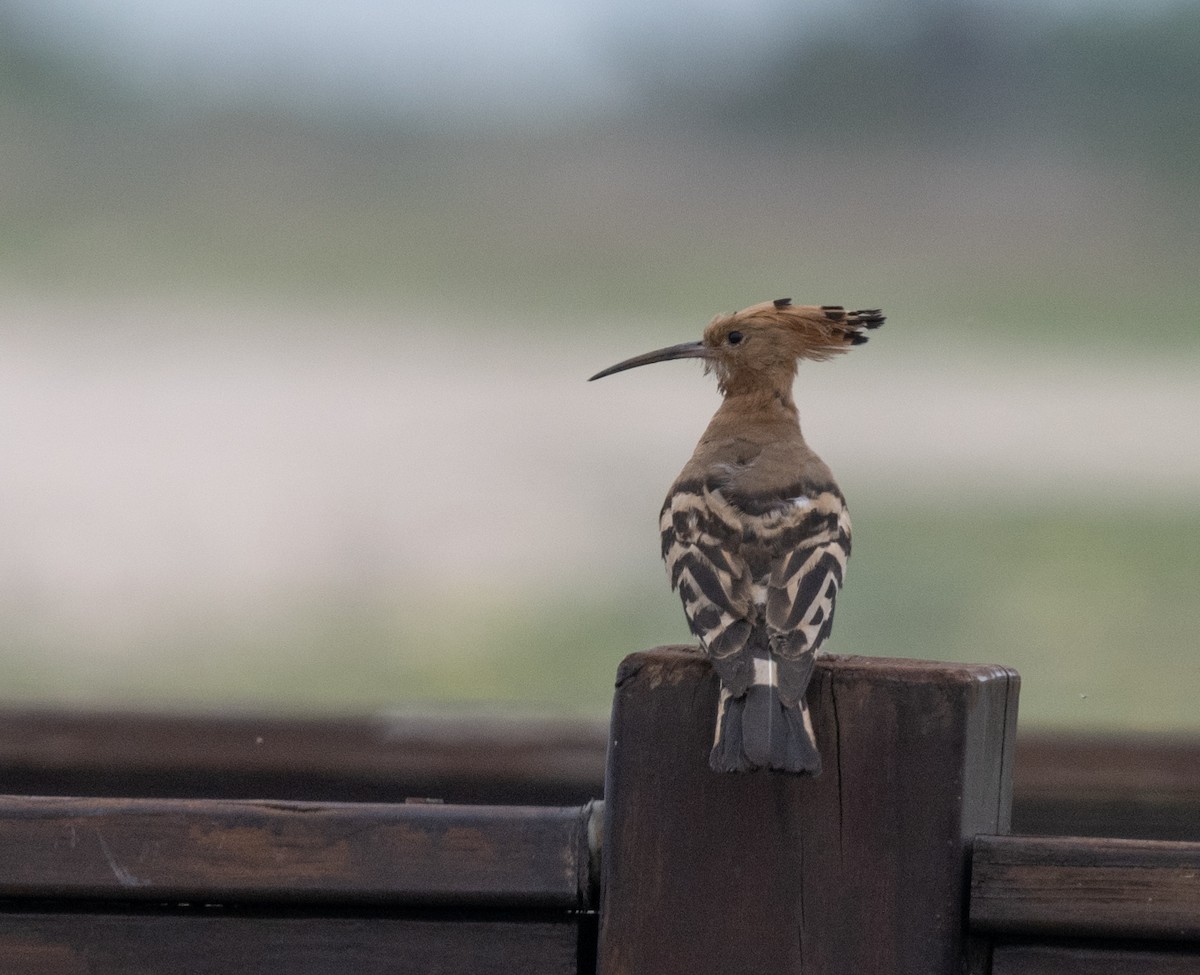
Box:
588;341;709;381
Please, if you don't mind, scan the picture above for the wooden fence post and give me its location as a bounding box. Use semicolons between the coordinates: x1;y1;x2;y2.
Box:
597;647;1019;975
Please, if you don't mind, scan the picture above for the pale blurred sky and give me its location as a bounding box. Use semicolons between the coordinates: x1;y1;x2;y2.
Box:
11;0;817;112
9;0;1178;114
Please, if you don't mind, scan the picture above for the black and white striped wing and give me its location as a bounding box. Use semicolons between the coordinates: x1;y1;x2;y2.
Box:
762;491;852;708
660;484;757;697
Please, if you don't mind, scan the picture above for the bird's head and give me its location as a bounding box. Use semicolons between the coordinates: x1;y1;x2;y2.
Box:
589;298;884;397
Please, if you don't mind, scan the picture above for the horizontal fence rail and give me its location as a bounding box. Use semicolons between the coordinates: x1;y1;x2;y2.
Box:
971;834;1200;942
0;709;608;806
988;943;1200;975
0;796;600;910
1011;736;1200;841
0;797;601;975
0;914;586;975
0;651;1197;974
0;708;1195;838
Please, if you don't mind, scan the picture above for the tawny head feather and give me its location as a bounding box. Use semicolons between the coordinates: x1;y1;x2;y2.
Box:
700;298;884;396
588;297;884;397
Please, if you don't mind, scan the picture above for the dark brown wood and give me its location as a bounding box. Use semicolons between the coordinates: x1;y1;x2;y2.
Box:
1016;734;1200;797
971;834;1200;941
0;796;599;910
0;913;580;975
1013;795;1200;844
992;942;1200;975
1013;734;1200;841
2;706;1197;841
0;708;607;805
597;647;1020;975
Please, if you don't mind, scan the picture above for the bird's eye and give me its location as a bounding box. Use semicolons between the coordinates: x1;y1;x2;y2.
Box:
727;331;743;346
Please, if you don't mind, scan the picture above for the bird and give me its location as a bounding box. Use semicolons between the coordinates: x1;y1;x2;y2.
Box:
589;298;884;774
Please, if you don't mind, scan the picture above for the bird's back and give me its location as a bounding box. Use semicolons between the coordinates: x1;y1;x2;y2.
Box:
661;402;851;772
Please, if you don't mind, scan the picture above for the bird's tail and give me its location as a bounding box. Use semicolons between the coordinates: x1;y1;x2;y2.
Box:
710;684;821;775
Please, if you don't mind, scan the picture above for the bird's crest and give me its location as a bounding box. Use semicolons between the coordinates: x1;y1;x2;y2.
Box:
700;298;884;397
704;298;885;364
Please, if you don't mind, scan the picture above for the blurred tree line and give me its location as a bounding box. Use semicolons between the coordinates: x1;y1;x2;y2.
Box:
2;0;1197;313
4;1;1199;166
631;1;1200;180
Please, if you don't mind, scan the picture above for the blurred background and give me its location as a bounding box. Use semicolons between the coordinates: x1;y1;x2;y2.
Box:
1;0;1197;732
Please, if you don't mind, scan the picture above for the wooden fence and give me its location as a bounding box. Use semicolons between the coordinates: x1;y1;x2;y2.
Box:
0;645;1196;973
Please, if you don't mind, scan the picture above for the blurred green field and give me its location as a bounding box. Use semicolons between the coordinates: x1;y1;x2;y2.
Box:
1;3;1197;732
3;505;1196;732
3;112;1198;353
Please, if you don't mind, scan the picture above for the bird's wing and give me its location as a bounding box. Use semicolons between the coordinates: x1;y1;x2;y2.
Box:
660;482;757;696
758;489;852;708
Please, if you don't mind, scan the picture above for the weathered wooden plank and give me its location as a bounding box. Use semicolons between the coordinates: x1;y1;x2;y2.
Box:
1;706;1196;840
597;647;1020;975
971;834;1200;941
0;709;607;805
1013;796;1200;843
0;796;599;910
0;913;580;975
1016;735;1200;797
1013;734;1200;841
992;942;1200;975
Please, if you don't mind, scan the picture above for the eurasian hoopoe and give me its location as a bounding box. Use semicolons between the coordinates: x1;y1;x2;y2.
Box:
590;298;884;774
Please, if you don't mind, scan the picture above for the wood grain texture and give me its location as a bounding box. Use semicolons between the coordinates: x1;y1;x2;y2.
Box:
0;796;598;910
597;647;1020;975
971;834;1200;941
0;913;580;975
0;709;606;805
992;942;1200;974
